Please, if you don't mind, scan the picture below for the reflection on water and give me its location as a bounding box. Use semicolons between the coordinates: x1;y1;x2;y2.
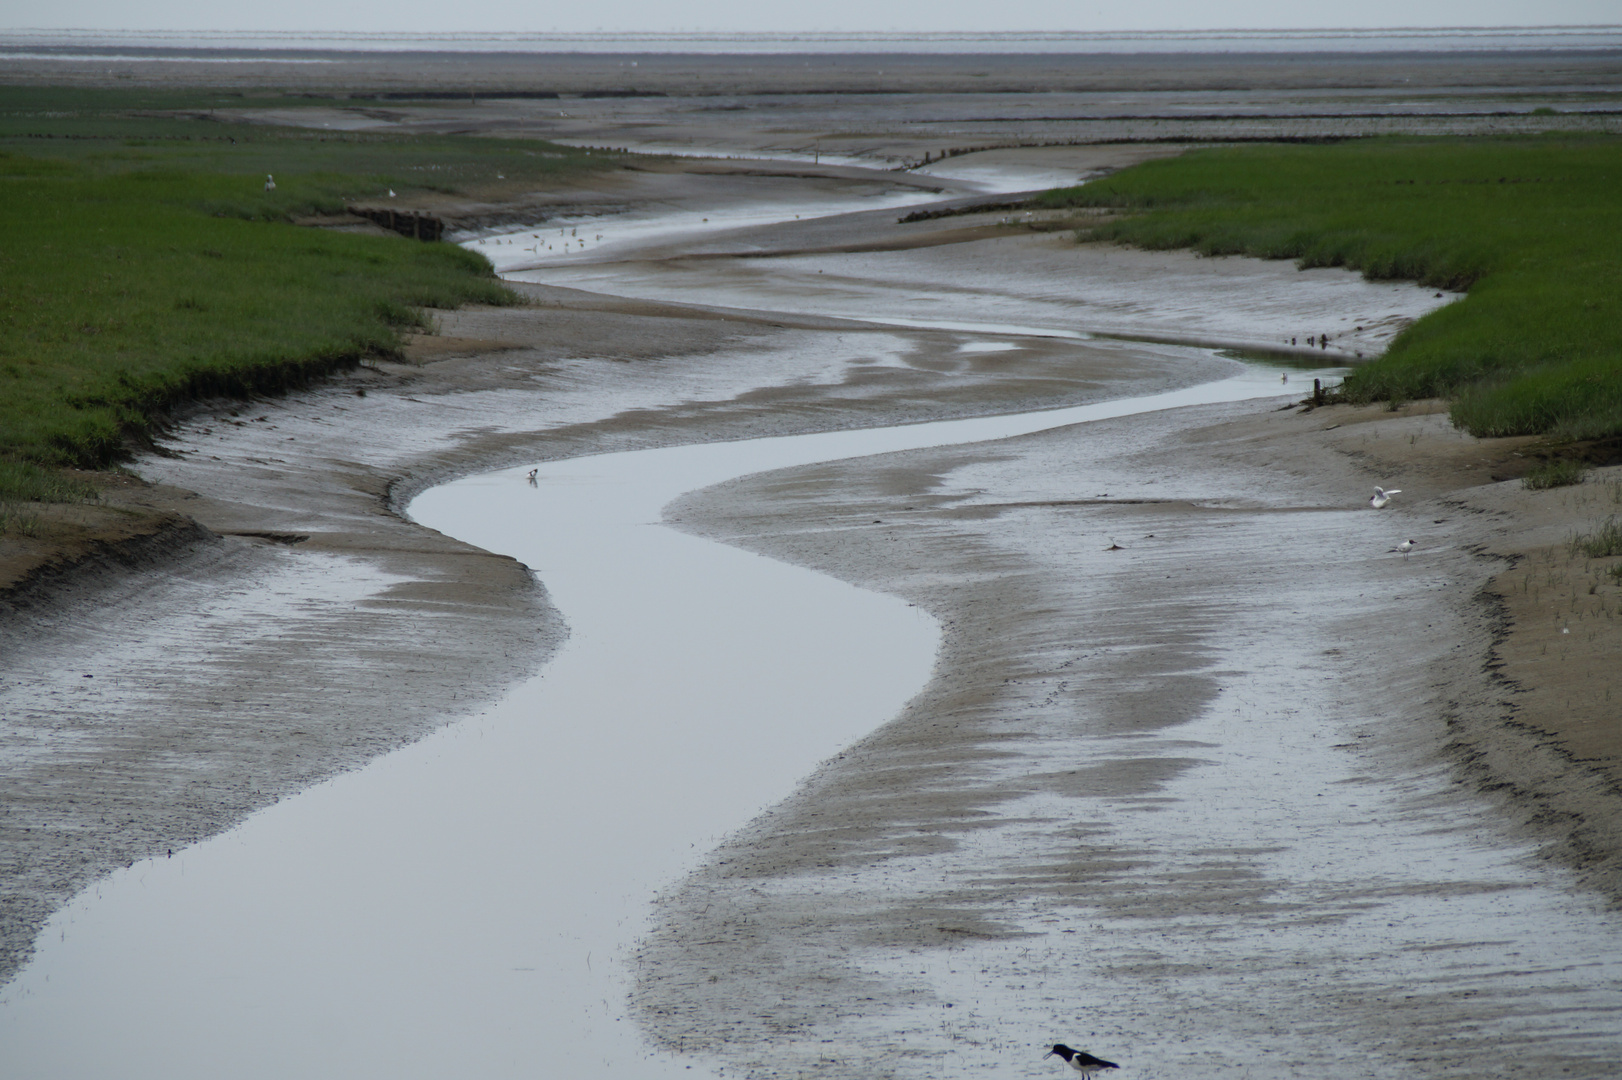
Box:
0;365;1333;1079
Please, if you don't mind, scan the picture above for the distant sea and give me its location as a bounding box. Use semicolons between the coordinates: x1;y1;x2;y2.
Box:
2;26;1622;58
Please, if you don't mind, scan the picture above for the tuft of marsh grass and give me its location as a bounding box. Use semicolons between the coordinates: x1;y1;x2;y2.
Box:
0;502;42;536
1570;516;1622;559
1035;136;1622;441
0;460;98;503
1523;458;1590;490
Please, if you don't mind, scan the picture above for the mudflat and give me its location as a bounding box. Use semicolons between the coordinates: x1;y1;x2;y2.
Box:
2;48;1620;1078
646;398;1621;1077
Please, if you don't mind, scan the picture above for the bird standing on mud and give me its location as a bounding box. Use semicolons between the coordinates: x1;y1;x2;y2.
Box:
1045;1044;1119;1075
1370;485;1402;509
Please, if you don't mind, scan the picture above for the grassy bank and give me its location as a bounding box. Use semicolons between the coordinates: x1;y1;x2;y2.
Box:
1034;137;1622;443
0;89;604;493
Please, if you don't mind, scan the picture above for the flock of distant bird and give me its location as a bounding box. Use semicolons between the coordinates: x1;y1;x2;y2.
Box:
458;225;610;259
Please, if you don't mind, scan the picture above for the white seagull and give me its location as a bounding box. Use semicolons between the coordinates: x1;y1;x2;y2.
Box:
1370;485;1402;509
1046;1045;1119;1076
1392;539;1417;558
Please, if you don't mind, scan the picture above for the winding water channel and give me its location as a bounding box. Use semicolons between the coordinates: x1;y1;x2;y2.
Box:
0;361;1346;1079
4;164;1620;1079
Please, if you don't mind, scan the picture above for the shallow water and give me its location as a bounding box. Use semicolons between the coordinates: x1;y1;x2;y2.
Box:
0;365;1340;1079
467;187;939;272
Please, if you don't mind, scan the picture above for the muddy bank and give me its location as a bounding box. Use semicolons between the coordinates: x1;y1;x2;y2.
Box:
0;219;1256;986
638;398;1622;1079
0;419;559;985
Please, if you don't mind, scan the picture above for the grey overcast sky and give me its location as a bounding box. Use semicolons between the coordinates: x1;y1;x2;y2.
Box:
5;2;1618;35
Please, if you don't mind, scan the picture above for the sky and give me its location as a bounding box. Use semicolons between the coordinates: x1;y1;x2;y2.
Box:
2;2;1618;36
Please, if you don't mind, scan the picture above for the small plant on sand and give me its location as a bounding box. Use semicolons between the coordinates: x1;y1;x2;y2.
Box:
1570;515;1622;559
0;502;42;537
0;460;98;503
1523;458;1590;490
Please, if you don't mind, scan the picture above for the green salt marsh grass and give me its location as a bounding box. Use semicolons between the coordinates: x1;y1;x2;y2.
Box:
1035;137;1622;442
0;89;607;495
0;87;603;219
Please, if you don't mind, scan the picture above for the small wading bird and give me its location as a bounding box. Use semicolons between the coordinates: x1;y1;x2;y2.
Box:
1392;538;1417;558
1046;1045;1119;1076
1370;485;1402;509
526;468;538;485
263;174;275;192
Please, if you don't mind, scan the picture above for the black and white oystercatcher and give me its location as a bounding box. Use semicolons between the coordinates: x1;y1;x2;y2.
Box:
1045;1044;1119;1075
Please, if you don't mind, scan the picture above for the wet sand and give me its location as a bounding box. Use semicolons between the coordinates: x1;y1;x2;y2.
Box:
644;401;1622;1078
3;52;1622;1075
